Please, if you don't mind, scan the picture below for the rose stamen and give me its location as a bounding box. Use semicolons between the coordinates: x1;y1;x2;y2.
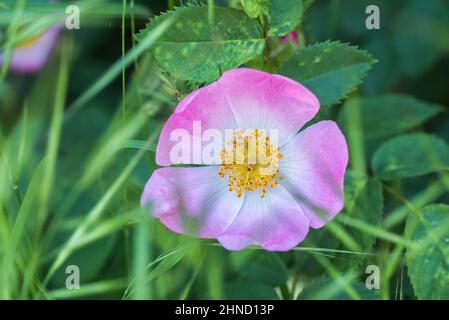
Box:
218;129;282;198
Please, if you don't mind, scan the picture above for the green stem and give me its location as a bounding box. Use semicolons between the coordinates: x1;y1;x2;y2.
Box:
345;98;367;177
279;283;291;300
383;180;445;228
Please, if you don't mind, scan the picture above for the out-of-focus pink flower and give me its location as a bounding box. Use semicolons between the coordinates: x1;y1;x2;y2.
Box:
280;31;298;47
141;68;348;251
0;25;61;74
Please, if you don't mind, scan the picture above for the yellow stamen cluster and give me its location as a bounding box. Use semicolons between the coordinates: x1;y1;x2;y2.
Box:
218;129;283;198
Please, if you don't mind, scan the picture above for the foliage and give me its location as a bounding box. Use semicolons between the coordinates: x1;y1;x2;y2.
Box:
0;0;448;300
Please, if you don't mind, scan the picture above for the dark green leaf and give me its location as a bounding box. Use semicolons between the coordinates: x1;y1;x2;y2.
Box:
137;6;265;83
279;41;376;106
339;174;384;253
231;251;288;286
268;0;303;36
372;134;449;180
362;36;399;94
338;95;443;141
225;281;278;299
406;204;449;299
241;0;262;19
343;170;368;214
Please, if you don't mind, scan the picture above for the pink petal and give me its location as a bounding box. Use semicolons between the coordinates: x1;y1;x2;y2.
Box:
217;185;310;251
141;166;244;238
0;26;61;74
156;83;239;166
156;68;320;166
279;121;348;229
217;68;319;145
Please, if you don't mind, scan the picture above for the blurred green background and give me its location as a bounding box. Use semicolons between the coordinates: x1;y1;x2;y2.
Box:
0;0;448;300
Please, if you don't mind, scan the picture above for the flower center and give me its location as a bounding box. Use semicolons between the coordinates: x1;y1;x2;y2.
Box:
218;129;283;198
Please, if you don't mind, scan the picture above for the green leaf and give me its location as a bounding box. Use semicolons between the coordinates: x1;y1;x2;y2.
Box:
0;159;47;298
267;0;303;36
225;281;278;299
241;0;262;19
338;94;443;141
406;204;449;299
231;251;288;286
279;41;376;106
343;170;368;214
372;134;449;180
137;6;265;83
339;174;384;253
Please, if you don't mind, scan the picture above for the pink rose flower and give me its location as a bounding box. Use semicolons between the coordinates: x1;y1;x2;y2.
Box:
141;68;348;251
0;25;61;74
